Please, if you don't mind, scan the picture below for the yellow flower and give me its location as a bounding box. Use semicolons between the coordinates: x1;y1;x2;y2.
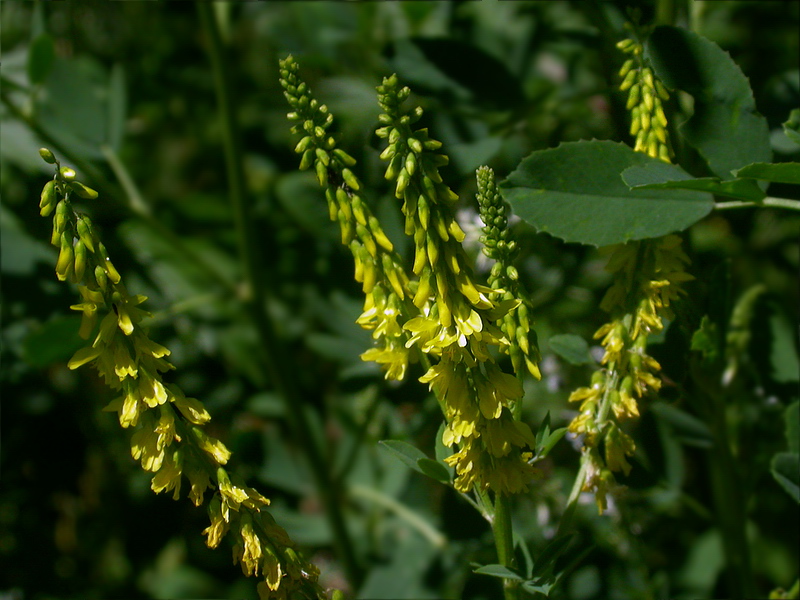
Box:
151;448;183;500
186;464;212;507
202;495;230;549
237;514;264;577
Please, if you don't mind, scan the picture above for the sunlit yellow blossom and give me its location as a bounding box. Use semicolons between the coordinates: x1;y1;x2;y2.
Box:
186;465;212;507
170;386;211;424
203;495;229;549
262;545;283;591
131;413;167;472
191;428;231;465
138;367;168;407
236;514;264;577
151;448;183;500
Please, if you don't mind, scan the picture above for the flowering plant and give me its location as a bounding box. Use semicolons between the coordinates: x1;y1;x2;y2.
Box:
4;2;798;600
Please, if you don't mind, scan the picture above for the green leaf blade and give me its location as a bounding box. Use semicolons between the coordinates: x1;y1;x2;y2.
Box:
548;334;593;365
623;163;766;202
646;25;771;179
501;141;713;247
473;564;525;581
734;162;800;185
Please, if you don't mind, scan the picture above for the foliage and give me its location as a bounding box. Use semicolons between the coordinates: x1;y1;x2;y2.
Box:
1;2;798;600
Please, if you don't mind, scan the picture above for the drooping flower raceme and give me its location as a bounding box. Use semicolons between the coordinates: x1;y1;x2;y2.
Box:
36;149;328;600
279;56;414;383
566;28;692;512
279;59;539;496
375;76;539;495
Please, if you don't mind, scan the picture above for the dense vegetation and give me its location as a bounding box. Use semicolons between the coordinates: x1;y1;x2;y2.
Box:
1;2;798;599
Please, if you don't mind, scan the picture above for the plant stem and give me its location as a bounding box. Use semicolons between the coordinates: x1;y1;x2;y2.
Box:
714;197;800;212
196;3;363;589
691;361;756;599
493;492;521;600
705;388;756;598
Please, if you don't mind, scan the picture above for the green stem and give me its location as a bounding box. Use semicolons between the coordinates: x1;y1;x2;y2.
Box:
196;4;363;589
350;484;447;550
493;493;521;600
714;197;800;212
706;389;756;599
691;361;755;599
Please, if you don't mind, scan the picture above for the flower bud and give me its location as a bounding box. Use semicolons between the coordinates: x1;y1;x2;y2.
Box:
39;180;57;216
94;265;108;291
73;239;87;282
39;148;56;164
76;217;96;253
55;233;74;282
60;167;77;181
69;181;99;199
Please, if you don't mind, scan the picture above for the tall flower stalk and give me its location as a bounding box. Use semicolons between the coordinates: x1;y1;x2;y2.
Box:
566;30;692;512
36;149;329;600
279;58;542;599
375;76;539;497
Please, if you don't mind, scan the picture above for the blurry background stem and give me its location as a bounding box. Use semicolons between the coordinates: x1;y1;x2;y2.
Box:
196;2;363;589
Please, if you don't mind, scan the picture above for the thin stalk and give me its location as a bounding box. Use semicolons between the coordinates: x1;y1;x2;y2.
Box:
714;197;800;212
493;493;521;600
705;387;756;598
196;3;363;589
350;484;447;550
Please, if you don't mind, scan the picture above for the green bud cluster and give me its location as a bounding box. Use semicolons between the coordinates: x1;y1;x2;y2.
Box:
279;56;414;381
476;166;541;382
37;149;117;297
617;35;672;162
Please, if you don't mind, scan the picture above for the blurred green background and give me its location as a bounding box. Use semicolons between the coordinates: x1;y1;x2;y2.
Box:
1;1;798;599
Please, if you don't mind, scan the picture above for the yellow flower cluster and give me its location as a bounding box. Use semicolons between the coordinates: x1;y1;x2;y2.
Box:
476;165;541;385
279;59;539;496
617;35;673;162
375;76;538;495
569;236;692;511
279;56;413;382
565;28;693;512
37;149;327;600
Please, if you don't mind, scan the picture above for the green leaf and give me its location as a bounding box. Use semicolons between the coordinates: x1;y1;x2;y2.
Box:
473;564;525;581
650;402;713;448
501;141;713;247
535;411;552;449
521;580;555;595
416;458;451;483
786;402;799;455
690;315;720;363
27;34;55;85
539;428;568;459
622;163;766;202
380;440;451;484
734;162;800;185
771;452;800;504
784;108;800;146
548;334;593;365
646;25;771;179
